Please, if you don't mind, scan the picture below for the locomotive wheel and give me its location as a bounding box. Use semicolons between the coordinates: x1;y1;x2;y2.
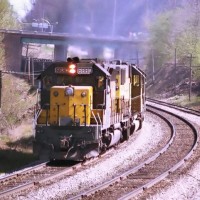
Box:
138;115;144;130
123;128;130;141
130;124;135;135
101;143;107;152
138;119;143;130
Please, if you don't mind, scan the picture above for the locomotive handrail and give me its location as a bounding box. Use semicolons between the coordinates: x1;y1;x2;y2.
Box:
33;89;42;126
97;113;102;126
103;89;106;108
131;95;141;100
91;110;98;133
34;108;42;125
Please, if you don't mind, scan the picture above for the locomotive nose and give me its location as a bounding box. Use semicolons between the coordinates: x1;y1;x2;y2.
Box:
50;86;93;126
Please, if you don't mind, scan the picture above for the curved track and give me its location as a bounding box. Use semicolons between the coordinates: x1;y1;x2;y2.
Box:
68;104;198;200
147;98;200;116
0;144;115;199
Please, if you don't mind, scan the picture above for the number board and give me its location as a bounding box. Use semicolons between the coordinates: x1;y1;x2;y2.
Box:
55;65;93;75
77;67;93;74
55;67;67;74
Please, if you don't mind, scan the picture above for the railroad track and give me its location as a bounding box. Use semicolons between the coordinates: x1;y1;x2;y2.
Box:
67;104;198;200
0;143;115;199
0;160;83;199
1;103;198;199
147;98;200;116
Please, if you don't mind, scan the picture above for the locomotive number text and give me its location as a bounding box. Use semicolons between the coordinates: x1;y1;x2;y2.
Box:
77;67;93;74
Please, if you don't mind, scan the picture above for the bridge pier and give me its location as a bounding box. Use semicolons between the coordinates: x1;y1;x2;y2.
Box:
54;45;68;61
114;48;120;59
4;34;22;71
114;45;139;63
89;46;104;58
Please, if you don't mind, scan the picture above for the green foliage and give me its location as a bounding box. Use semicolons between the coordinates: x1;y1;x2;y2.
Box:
146;11;174;70
171;4;200;79
149;12;173;50
0;0;20;29
0;74;36;133
0;0;20;70
168;94;200;109
0;34;5;69
146;2;200;79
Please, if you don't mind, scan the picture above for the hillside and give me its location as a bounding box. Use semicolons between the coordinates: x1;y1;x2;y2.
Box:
146;65;200;109
0;75;37;173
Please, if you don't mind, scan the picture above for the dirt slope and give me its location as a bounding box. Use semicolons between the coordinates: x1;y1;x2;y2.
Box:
146;65;200;99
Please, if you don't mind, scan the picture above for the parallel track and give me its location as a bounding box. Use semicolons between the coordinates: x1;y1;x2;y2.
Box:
68;104;198;200
147;98;200;116
0;143;115;199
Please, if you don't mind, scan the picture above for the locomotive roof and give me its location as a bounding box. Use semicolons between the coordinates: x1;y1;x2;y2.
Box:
38;60;111;78
131;64;146;77
92;61;111;77
103;62;146;78
38;59;145;79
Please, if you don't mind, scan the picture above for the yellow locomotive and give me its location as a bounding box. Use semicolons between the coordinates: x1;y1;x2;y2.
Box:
33;58;146;161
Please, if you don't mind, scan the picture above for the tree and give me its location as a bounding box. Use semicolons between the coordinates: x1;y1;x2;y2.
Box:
0;0;20;28
144;0;200;80
0;0;21;70
169;0;200;79
145;11;174;71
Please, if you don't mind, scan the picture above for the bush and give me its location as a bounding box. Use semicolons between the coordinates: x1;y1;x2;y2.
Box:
0;74;36;133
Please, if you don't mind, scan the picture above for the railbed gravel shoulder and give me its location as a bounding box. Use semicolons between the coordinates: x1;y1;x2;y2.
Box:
13;112;169;200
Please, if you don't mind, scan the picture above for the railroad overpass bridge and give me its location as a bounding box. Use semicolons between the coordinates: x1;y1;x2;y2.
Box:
0;29;146;71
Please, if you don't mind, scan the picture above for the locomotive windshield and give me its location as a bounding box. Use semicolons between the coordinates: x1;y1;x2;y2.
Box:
42;61;106;91
40;61;107;107
42;74;105;91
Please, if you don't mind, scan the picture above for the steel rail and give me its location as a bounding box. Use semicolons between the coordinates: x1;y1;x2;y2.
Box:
0;141;117;199
0;161;47;183
0;162;81;199
2;103;198;199
68;108;176;200
147;98;200;116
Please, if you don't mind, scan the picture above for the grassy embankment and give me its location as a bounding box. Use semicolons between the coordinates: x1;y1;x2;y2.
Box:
166;95;200;110
0;74;38;174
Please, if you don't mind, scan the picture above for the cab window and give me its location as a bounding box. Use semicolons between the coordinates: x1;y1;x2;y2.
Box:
96;76;105;90
133;75;140;86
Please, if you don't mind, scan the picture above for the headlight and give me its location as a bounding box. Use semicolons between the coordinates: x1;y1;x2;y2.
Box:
68;64;77;74
65;87;74;96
